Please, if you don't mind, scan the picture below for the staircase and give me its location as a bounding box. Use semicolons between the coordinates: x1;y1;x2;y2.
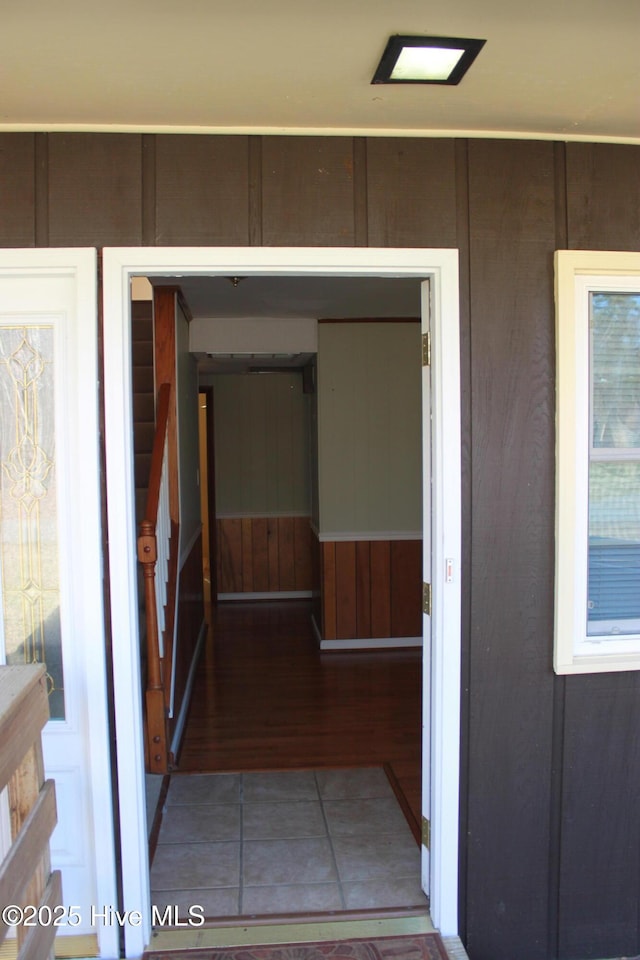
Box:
131;299;155;528
132;287;198;774
131;298;155;768
132;290;183;774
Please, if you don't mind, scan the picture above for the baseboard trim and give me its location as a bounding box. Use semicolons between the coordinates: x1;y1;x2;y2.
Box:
318;531;422;542
169;618;207;757
320;636;422;651
218;591;313;601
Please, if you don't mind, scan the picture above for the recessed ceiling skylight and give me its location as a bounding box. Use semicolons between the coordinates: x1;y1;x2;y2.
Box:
372;35;486;85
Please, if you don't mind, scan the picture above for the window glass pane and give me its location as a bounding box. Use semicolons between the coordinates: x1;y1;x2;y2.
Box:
0;326;65;718
588;460;640;636
587;461;640;636
591;293;640;449
588;293;640;637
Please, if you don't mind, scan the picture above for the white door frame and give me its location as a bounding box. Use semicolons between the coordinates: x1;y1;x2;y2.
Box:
102;247;461;958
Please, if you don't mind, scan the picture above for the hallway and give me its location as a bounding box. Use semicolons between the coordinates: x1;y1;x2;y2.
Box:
177;600;422;831
149;600;425;921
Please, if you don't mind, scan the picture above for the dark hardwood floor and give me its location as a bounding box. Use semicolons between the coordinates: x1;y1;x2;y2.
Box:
177;599;423;833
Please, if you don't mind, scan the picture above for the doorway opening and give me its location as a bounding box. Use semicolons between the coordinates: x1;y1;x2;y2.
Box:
145;276;426;918
103;247;461;959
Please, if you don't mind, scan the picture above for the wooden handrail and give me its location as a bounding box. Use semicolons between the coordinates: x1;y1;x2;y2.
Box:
0;665;60;960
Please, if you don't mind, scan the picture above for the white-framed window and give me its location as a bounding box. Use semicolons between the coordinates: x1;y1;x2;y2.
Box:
555;251;640;674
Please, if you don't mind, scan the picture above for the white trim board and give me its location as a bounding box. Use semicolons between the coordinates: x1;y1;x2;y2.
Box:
216;511;311;519
218;591;313;601
321;637;422;651
102;246;461;954
318;531;423;542
169;620;207;757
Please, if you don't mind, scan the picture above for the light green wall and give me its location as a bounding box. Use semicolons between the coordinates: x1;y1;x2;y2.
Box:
317;322;422;535
176;298;202;559
210;372;311;517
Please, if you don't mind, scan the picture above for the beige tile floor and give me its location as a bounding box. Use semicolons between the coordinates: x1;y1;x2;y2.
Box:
150;767;428;919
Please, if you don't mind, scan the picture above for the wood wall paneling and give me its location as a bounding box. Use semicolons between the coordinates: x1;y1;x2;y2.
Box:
311;529;322;630
370;540;391;639
251;518;270;592
0;132;639;959
154;135;251;245
294;517;313;591
366;138;458;248
558;675;640;958
267;518;280;589
241;518;253;592
557;141;640;960
217;518;242;593
565;143;640;251
47;134;143;246
355;541;372;638
319;539;421;643
216;517;313;596
321;542;337;641
0;134;36;247
465;139;557;959
261;137;356;246
390;540;422;638
277;517;296;591
335;541;357;640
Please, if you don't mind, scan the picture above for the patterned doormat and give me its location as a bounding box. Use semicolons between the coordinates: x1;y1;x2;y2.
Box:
144;934;450;960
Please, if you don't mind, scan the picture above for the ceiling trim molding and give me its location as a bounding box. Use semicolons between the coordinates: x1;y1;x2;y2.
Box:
2;123;640;145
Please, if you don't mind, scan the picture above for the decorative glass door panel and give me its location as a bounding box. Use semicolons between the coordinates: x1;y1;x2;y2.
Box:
0;325;65;718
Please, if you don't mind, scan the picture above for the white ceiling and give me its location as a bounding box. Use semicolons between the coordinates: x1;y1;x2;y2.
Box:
2;0;639;142
155;275;422;320
153;275;423;372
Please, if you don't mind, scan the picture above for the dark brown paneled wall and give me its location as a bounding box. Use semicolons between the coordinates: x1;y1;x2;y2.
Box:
1;132;639;960
558;143;640;960
465;139;558;958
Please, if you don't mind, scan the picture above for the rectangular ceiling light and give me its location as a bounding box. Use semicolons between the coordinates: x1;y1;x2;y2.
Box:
372;35;486;85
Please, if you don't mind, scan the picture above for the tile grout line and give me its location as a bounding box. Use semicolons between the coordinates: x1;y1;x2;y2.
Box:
314;770;346;911
153;769;429;918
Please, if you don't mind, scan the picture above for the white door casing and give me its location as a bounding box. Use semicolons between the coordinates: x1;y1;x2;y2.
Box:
102;247;461;955
421;280;432;895
425;260;462;933
0;249;119;958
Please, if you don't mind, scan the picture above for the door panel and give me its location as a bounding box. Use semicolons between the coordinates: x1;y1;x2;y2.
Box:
0;250;118;957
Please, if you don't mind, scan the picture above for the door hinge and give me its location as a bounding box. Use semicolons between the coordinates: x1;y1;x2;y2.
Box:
422;331;431;367
421;816;431;850
422;582;432;616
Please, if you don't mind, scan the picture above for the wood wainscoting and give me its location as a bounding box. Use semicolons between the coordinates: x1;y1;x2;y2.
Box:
317;536;422;648
216;515;313;598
